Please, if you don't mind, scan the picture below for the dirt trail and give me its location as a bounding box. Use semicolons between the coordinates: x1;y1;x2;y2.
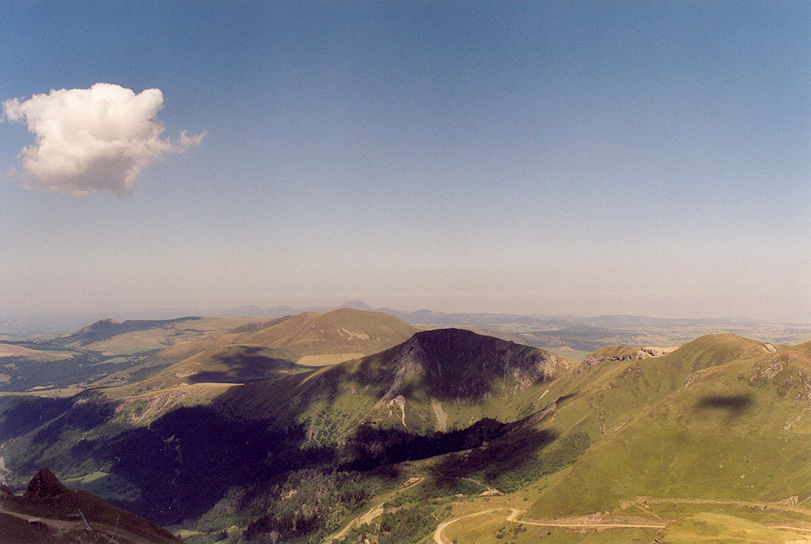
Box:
325;476;424;543
434;507;668;543
766;525;811;534
635;496;811;516
433;497;811;543
434;508;519;544
516;519;666;529
0;503;83;533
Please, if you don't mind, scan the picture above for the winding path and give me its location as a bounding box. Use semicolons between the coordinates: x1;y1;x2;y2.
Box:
432;496;811;543
434;508;518;544
0;503;83;535
433;507;668;544
325;476;425;543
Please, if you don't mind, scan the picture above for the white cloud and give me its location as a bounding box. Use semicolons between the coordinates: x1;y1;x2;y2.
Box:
2;83;205;196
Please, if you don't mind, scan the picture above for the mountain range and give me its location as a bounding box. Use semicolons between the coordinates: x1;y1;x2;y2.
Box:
0;308;809;543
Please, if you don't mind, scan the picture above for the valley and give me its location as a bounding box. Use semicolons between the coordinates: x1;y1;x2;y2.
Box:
0;307;809;543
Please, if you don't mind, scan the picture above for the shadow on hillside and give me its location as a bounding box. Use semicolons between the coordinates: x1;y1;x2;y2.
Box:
346;330;558;402
341;418;569;496
4;392;121;478
0;352;147;393
59;317;201;347
429;427;560;493
31;393;118;445
342;418;517;471
75;406;328;525
695;393;753;416
187;346;297;383
0;396;73;442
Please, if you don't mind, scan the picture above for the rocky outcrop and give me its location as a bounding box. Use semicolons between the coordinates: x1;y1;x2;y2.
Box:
22;467;69;500
584;345;679;365
2;467;183;542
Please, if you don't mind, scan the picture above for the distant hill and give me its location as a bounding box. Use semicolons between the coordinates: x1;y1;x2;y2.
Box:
0;309;419;394
118;308;420;391
54;316;265;354
233;307;419;364
219;302;811;350
0;342;76;362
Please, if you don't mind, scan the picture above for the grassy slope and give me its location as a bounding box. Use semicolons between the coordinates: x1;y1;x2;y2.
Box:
237;308;419;360
661;512;811;543
90;309;419;392
216;329;577;443
57;317;264;355
123;344;300;392
417;336;810;544
126;309;419;392
528;334;811;518
0;343;77;362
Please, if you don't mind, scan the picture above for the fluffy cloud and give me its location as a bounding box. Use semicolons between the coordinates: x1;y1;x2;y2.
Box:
2;83;205;196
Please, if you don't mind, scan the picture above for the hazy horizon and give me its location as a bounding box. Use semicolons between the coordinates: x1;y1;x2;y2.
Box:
4;295;811;329
2;2;809;324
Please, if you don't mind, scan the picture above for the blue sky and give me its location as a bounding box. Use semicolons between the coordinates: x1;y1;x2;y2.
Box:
1;1;809;320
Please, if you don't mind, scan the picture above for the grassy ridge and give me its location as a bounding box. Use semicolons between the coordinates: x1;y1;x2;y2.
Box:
529;334;811;518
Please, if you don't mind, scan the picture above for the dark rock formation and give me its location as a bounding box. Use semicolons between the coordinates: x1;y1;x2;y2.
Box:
23;467;69;500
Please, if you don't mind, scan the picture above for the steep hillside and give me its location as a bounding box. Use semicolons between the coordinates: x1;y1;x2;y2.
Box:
528;334;811;518
0;468;181;544
221;328;574;437
421;335;811;544
317;327;570;402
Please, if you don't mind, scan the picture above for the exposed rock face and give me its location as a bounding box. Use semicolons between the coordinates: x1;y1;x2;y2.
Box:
584;345;679;365
23;467;69;500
